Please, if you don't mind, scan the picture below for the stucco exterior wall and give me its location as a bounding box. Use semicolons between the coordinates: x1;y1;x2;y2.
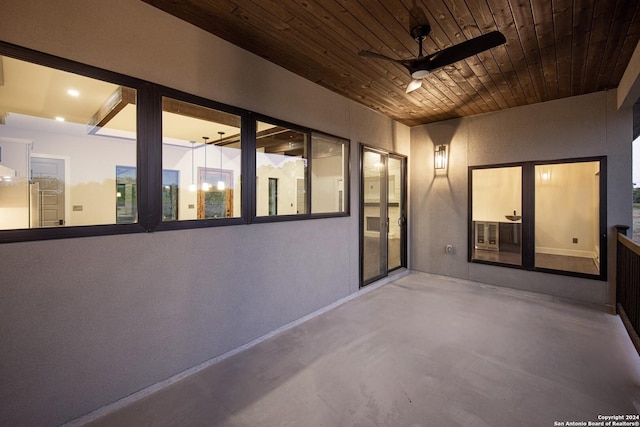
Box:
0;1;408;426
410;90;633;307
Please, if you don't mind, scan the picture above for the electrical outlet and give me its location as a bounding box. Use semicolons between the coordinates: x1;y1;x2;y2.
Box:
573;238;578;244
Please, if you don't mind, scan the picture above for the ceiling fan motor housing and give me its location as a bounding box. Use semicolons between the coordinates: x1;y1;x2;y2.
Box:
410;24;431;41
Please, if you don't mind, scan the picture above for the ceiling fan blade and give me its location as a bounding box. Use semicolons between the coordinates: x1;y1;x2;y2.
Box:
358;50;403;64
426;31;506;70
406;79;423;93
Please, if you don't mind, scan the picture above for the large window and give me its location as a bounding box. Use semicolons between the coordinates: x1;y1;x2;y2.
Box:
0;43;349;243
161;96;242;222
534;161;602;275
0;55;138;232
469;158;606;280
311;133;348;214
255;120;349;219
471;166;522;266
256;120;308;217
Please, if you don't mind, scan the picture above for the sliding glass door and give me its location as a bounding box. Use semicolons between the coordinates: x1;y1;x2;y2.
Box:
361;146;406;286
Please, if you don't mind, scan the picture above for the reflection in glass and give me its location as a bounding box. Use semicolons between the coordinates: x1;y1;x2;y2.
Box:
161;97;241;221
311;133;348;214
471;166;522;265
162;170;179;221
535;161;600;275
115;166;179;223
388;156;402;271
198;167;233;219
268;178;278;216
362;149;385;282
116;166;137;224
256;121;308;216
0;56;137;230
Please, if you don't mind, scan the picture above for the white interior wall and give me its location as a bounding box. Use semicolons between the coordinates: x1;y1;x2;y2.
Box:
256;154;306;215
534;161;600;258
471;166;522;222
0;1;410;426
163;144;243;219
0;116;137;226
410;90;632;307
311;154;344;213
0;138;31;228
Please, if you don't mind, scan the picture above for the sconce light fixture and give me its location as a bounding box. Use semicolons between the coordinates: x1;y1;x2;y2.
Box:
434;144;448;170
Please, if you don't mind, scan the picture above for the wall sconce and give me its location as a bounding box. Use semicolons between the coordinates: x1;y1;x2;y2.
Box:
434;145;448;170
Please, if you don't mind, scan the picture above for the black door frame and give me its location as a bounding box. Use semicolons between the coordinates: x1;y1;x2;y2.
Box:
359;144;407;287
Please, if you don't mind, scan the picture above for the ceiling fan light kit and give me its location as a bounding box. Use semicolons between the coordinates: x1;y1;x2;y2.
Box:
406;79;423;93
411;69;430;79
359;19;506;94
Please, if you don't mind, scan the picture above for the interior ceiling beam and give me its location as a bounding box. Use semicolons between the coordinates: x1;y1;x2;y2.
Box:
162;97;241;128
87;86;136;134
618;40;640;109
262;141;304;153
89;87;243;135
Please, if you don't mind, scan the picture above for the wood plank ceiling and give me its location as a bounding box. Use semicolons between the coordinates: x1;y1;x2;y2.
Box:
141;0;640;127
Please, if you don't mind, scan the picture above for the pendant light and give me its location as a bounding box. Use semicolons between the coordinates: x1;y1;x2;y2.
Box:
188;141;196;192
201;136;211;191
217;131;225;191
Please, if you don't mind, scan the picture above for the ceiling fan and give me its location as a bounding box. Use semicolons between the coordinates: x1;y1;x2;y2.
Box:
359;23;506;93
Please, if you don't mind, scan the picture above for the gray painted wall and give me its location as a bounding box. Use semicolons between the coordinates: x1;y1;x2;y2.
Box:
410;90;633;307
0;1;409;426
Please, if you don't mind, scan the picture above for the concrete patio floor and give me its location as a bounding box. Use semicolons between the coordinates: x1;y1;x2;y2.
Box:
74;272;640;426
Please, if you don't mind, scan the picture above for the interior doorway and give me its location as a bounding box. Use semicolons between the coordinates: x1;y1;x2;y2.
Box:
360;145;407;287
31;157;65;227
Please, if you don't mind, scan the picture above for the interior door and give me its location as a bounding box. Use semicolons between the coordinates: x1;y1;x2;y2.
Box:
30;157;65;227
361;146;406;286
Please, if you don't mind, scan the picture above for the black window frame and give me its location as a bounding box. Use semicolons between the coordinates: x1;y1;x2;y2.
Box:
0;42;148;243
0;41;350;244
310;130;351;218
153;86;250;231
252;113;351;223
468;156;607;281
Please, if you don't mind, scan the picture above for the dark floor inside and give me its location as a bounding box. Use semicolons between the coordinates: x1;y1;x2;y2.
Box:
473;250;600;275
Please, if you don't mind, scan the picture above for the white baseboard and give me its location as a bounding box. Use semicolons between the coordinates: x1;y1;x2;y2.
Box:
535;246;596;259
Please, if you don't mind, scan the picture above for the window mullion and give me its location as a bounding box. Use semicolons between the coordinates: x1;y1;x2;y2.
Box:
522;162;535;269
244;113;257;223
137;82;163;231
306;130;312;215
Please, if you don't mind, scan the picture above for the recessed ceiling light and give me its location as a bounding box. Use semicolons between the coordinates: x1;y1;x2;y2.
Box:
67;89;80;97
55;116;65;122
